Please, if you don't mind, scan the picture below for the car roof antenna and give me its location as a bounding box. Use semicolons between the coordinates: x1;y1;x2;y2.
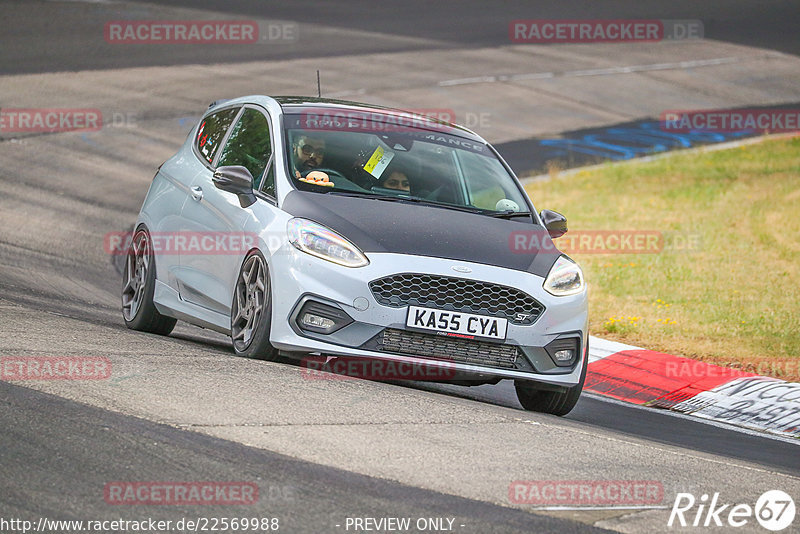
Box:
317;70;321;98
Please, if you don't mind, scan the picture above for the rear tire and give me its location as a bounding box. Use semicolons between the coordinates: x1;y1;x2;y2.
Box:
121;227;177;335
515;342;588;416
231;250;278;361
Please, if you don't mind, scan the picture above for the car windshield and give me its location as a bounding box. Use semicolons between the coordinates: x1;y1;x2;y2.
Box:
283;110;530;214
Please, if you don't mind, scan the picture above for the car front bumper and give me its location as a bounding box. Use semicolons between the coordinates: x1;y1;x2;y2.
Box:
267;246;589;387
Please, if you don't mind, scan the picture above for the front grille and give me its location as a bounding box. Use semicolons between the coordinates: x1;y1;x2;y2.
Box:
369;273;544;325
378;328;519;369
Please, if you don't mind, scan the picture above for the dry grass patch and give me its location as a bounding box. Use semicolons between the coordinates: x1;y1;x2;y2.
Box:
525;138;800;381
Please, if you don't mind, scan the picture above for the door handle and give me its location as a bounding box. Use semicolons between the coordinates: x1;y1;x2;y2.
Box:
190;186;203;201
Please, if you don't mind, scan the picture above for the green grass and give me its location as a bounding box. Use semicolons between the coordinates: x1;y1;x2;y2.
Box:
526;137;800;380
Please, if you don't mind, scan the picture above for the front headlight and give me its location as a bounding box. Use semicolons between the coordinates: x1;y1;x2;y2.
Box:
543;256;585;296
287;218;369;268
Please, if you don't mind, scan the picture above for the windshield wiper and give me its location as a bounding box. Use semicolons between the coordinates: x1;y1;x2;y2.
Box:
329;191;529;217
485;210;532;219
330;191;424;202
331;191;469;209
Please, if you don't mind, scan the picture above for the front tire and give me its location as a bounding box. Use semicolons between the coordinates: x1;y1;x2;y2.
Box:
121;227;177;335
515;342;588;416
231;250;278;361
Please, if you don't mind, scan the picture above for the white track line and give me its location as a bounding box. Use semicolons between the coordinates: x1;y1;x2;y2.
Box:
526;505;670;511
438;55;775;87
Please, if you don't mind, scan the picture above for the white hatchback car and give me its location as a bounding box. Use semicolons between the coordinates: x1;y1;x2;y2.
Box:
122;95;588;415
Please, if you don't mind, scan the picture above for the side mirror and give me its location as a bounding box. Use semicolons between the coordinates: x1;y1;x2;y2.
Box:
539;209;568;239
213;165;257;208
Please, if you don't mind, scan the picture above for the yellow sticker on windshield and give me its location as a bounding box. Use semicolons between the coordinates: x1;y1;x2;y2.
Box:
363;146;395;178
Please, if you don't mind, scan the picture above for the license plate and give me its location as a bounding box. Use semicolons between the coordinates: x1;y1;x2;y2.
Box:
406;305;508;342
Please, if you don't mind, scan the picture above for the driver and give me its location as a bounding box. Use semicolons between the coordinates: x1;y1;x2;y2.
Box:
292;134;326;178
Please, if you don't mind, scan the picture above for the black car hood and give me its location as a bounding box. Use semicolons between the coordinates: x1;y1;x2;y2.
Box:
281;190;560;277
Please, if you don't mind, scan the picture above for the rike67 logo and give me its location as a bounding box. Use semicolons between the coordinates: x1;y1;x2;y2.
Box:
669;490;795;531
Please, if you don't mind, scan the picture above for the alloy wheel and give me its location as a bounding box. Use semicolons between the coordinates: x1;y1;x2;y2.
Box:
231;253;268;352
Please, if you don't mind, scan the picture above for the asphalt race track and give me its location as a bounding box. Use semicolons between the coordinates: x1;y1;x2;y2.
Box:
1;1;799;533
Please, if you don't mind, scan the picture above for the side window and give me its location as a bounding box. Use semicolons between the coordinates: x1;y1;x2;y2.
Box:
216;108;273;195
459;151;512;210
196;107;238;164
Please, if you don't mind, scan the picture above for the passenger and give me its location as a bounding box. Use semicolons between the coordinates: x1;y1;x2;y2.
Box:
379;170;411;192
292;134;326;177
